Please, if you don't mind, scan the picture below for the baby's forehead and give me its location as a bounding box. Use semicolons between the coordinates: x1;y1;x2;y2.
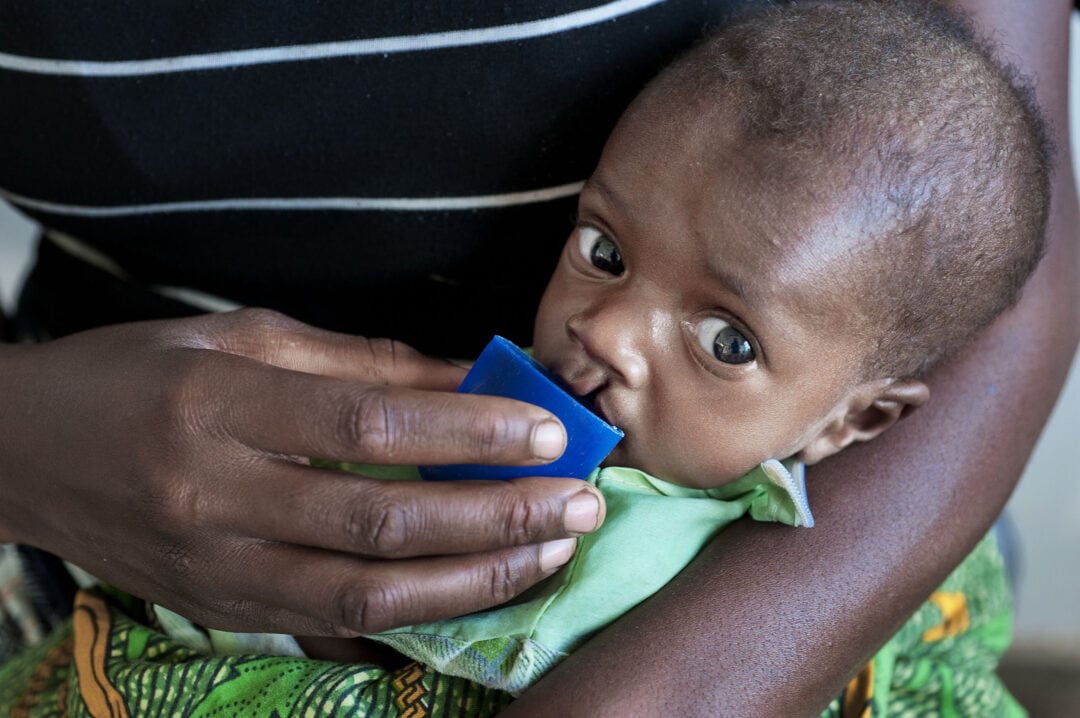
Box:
696;177;890;331
601;90;900;306
701;195;878;298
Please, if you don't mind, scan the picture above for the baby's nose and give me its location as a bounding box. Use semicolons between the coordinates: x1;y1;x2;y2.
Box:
566;298;652;389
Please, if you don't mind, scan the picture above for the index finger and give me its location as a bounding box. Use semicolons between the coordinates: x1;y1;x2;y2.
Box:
220;357;567;466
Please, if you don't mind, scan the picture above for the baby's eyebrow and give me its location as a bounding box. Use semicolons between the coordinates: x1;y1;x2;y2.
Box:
593;179;750;278
586;173;769;325
579;176;625;216
703;261;757;307
702;256;784;344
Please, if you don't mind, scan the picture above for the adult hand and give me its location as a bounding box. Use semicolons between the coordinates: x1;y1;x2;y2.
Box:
0;308;605;635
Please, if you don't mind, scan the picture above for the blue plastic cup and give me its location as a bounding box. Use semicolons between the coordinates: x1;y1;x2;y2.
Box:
419;336;624;480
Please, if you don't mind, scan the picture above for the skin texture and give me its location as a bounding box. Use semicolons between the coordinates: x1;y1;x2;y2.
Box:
505;0;1080;715
533;106;929;487
0;1;1074;714
0;309;606;636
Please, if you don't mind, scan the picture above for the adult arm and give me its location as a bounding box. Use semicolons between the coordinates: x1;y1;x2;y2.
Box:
504;1;1080;714
0;308;605;635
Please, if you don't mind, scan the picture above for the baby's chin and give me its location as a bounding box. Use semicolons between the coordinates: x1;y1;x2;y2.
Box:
598;444;675;482
599;443;630;470
599;446;747;489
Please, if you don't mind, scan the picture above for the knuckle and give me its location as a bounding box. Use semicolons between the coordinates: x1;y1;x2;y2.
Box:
339;389;400;461
357;337;423;385
486;556;528;606
156;353;205;414
383;338;423;372
227;308;303;358
499;490;548;546
232;307;293;332
148;473;199;525
142;466;224;551
336;581;399;634
154;352;224;440
345;497;412;557
468;409;515;463
359;338;390;384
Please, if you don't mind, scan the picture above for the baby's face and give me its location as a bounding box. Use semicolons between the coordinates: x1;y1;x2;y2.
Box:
533;104;874;487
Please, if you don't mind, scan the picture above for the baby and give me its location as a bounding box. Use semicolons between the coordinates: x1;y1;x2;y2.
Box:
160;0;1048;713
366;0;1048;704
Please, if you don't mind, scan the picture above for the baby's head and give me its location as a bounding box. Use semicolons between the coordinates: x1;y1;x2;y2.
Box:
533;0;1050;487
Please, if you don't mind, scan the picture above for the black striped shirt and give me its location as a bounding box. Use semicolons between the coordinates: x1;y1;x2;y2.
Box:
1;0;751;354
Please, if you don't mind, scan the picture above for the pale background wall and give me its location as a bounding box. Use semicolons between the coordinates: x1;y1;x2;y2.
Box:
0;207;30;310
0;14;1078;662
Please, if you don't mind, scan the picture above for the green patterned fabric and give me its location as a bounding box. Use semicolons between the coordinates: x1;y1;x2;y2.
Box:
0;474;1021;718
821;532;1025;718
0;533;1020;717
0;586;511;717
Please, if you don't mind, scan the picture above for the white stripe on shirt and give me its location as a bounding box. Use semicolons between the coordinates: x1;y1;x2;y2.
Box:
45;230;244;313
0;181;586;218
0;0;665;77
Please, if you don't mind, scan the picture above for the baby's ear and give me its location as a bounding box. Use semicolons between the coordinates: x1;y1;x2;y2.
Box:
798;379;929;465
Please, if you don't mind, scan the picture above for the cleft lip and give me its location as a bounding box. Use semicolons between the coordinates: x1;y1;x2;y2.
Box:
581;388;620;431
549;365;616;426
563;372;607;402
577;386;603;414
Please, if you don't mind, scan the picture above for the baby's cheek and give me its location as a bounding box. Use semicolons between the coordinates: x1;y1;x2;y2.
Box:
656;416;763;487
531;294;566;363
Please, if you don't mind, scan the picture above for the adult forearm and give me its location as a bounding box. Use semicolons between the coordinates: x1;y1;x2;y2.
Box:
505;1;1079;715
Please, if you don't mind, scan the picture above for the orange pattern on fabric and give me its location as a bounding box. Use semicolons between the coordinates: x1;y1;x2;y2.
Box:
72;591;130;718
841;659;874;718
392;662;429;718
923;591;970;643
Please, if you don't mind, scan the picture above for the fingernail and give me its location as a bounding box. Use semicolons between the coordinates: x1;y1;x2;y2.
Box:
564;490;603;534
531;420;566;461
540;538;577;572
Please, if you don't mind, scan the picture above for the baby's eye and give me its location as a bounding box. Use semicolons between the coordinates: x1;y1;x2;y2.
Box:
696;317;755;365
577;226;624;276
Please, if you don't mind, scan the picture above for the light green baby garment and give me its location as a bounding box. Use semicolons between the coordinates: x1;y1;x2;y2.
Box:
367;461;812;695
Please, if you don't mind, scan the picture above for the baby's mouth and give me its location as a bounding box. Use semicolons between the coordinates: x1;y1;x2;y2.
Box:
578;386;603;415
579;387;619;431
550;367;617;427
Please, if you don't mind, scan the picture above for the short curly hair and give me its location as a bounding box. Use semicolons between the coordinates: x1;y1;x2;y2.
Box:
638;0;1051;378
